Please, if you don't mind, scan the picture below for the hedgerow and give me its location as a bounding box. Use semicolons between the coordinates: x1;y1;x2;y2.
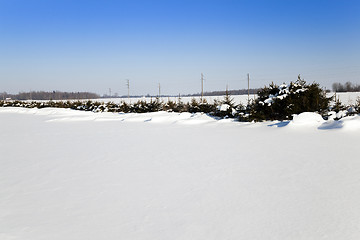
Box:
1;76;358;121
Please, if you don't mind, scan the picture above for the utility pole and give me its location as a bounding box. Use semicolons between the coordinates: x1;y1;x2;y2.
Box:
109;88;112;98
126;79;130;101
158;83;161;98
247;73;250;104
201;73;204;101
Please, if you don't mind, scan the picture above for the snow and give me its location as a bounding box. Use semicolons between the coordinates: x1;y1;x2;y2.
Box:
1;107;360;240
217;104;230;111
264;98;274;105
290;112;325;126
331;92;360;105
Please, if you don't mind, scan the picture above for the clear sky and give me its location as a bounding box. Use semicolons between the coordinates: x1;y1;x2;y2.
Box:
0;0;359;96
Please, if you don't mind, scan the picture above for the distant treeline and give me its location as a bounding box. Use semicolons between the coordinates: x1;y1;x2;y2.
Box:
1;91;100;100
332;82;360;92
2;88;261;100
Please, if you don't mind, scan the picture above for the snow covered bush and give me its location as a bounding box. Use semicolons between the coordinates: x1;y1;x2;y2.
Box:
163;100;177;112
249;75;331;121
355;97;360;114
330;98;346;113
187;98;200;113
214;90;238;118
326;96;359;120
198;99;216;114
127;99;162;113
187;98;216;114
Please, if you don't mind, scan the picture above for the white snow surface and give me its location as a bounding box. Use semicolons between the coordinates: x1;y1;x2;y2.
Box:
21;92;360;107
290;112;326;126
1;107;360;240
217;104;230;111
97;92;360;106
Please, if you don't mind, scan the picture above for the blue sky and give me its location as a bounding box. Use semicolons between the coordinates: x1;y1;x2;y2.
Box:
0;0;359;95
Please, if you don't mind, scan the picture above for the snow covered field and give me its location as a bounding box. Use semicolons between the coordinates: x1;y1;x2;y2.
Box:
1;107;360;240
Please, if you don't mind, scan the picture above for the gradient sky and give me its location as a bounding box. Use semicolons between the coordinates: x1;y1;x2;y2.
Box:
0;0;359;96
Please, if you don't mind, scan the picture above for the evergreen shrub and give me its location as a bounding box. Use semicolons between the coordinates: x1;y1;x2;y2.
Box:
249;75;331;121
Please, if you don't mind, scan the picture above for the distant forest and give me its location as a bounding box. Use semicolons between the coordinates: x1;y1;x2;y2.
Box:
1;88;261;100
1;91;100;100
332;82;360;92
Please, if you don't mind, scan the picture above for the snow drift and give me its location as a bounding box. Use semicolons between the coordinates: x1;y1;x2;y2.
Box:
1;108;360;240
